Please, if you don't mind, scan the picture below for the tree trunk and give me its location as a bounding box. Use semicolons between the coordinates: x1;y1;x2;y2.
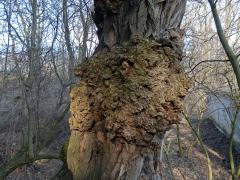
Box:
67;0;189;179
63;0;75;83
93;0;186;51
26;0;39;159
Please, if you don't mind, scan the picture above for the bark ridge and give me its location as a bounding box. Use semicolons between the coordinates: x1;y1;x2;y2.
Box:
93;0;186;50
67;38;190;179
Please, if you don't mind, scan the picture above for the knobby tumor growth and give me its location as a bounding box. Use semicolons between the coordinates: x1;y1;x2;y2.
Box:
67;1;189;178
71;38;190;143
67;38;190;179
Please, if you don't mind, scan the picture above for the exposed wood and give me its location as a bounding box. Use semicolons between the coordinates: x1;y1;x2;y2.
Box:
67;38;190;179
67;1;188;179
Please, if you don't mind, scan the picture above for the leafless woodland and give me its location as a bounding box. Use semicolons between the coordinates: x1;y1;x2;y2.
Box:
0;0;240;179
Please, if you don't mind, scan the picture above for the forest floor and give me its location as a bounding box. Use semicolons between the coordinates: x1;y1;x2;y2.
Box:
1;118;240;179
162;118;240;180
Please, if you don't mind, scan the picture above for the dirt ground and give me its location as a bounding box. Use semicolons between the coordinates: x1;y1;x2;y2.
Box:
162;118;240;180
2;118;240;179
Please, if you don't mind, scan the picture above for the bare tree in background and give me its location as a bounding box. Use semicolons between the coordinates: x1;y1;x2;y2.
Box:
0;0;96;178
63;0;75;84
0;0;240;179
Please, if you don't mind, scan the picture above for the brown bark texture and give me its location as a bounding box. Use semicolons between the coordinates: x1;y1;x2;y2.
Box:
67;0;189;179
93;0;186;50
67;38;190;179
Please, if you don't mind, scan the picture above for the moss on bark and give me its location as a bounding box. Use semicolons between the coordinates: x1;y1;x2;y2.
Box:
67;38;190;179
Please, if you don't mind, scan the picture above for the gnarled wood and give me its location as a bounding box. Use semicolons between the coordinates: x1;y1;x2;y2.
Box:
67;1;188;179
93;0;186;50
67;39;190;179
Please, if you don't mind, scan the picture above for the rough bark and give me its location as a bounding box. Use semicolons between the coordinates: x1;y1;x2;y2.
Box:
93;0;186;50
67;39;190;179
67;0;188;179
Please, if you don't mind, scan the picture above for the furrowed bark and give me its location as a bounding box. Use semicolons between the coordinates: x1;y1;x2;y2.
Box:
67;0;189;179
67;39;190;179
93;0;186;51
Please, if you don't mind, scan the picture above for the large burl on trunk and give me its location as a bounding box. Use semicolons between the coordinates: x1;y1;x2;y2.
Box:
67;38;190;179
67;0;189;179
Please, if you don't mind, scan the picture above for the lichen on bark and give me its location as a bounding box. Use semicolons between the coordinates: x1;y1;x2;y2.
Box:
67;38;190;179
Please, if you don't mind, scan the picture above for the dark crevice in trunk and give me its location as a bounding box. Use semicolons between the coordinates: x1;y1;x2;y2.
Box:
93;0;187;52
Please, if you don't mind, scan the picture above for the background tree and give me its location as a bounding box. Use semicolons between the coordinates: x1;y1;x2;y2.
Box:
0;0;96;178
0;0;240;179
